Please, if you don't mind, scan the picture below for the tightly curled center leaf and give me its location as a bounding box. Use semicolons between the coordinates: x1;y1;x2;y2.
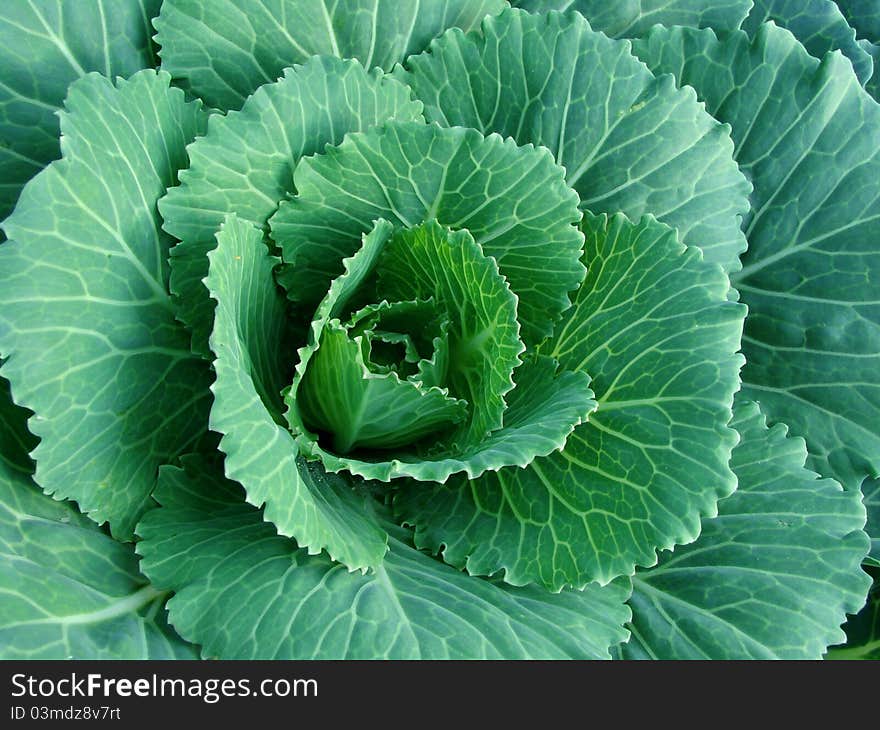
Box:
293;220;523;455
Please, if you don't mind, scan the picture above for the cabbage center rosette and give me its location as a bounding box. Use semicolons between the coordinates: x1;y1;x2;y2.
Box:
286;216;595;473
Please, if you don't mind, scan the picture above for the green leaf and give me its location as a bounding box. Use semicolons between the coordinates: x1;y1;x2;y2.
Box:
283;218;402;428
395;212;745;590
399;8;751;272
835;0;880;40
863;477;880;566
294;220;519;452
632;24;880;495
0;376;195;659
159;56;423;356
351;300;452;387
835;0;880;99
137;452;631;660
0;0;161;223
509;0;752;37
205;214;387;570
155;0;506;110
742;1;873;84
621;399;871;660
861;39;880;99
271;120;585;346
0;70;210;539
827;571;880;659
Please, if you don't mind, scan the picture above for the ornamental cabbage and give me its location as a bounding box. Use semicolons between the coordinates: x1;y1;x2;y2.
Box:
0;0;878;660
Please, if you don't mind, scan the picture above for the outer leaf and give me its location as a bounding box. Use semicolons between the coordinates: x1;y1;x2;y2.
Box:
864;477;880;566
861;39;880;99
836;0;880;38
0;71;210;539
205;215;387;570
621;399;871;660
836;0;880;99
271;120;585;345
137;453;631;660
742;0;873;84
632;24;880;495
510;0;752;37
0;376;195;660
155;0;506;110
395;213;745;590
0;0;161;222
827;571;880;659
159;56;423;355
399;9;751;272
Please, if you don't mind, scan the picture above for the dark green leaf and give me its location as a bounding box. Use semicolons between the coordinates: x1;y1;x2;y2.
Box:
155;0;506;109
137;452;631;659
0;376;195;659
0;71;210;539
0;0;161;222
395;212;745;590
633;23;880;497
400;8;751;272
742;1;873;84
622;399;871;659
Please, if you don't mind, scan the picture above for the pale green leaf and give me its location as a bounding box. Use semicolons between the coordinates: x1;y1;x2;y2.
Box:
137;452;631;660
352;300;452;387
621;399;871;660
0;70;210;539
633;24;880;496
376;221;524;447
0;376;195;660
510;0;752;37
863;477;880;566
395;212;745;590
399;8;751;272
155;0;506;110
836;0;880;99
205;214;387;570
292;220;517;453
742;1;873;84
159;56;422;356
300;221;525;453
0;0;161;222
271;120;585;345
